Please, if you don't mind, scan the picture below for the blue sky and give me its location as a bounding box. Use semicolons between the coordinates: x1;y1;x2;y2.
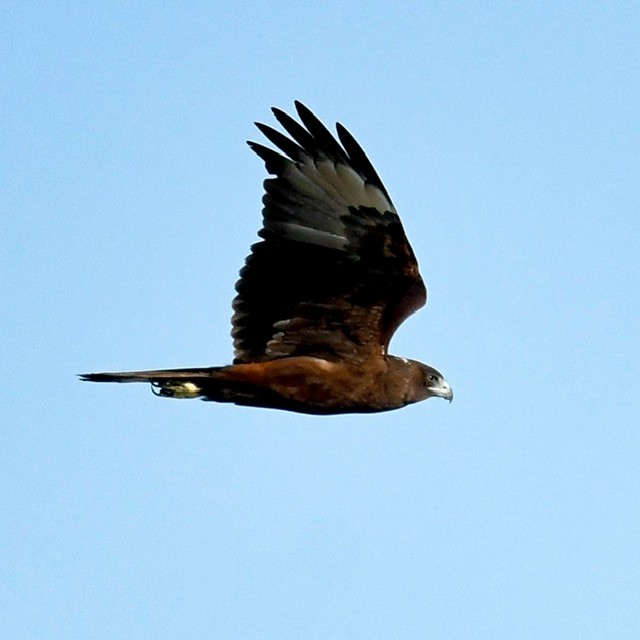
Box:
2;2;638;638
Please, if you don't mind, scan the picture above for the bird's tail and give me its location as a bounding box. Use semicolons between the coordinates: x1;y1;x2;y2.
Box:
79;367;223;399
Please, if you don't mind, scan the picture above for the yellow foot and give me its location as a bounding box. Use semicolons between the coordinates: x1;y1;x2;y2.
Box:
151;381;202;399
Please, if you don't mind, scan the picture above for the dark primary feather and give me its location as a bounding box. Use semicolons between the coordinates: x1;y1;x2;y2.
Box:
232;102;426;364
271;106;318;153
254;122;304;162
294;101;349;162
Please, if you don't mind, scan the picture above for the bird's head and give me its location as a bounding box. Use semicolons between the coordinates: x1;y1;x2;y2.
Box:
417;363;453;403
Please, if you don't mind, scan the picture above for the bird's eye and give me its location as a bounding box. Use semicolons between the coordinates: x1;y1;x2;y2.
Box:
428;374;439;382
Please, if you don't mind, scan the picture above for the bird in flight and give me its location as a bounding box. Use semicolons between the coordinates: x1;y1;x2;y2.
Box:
80;101;452;414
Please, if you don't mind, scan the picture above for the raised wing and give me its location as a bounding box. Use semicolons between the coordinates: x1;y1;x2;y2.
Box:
232;101;426;364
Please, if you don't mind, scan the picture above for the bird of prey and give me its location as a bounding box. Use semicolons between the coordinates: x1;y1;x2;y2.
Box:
80;101;452;414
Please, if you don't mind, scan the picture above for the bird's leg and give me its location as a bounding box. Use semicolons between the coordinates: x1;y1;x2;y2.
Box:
150;381;202;398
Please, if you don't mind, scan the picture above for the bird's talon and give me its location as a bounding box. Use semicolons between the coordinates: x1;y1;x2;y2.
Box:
150;381;201;399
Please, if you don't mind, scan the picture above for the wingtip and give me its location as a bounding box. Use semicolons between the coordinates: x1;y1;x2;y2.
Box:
293;100;316;124
293;99;312;113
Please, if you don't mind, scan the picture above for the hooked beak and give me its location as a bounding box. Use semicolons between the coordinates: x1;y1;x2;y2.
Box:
429;379;454;403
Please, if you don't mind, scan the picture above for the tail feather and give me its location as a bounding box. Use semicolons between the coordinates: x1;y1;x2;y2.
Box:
79;367;220;383
80;364;281;406
79;367;224;399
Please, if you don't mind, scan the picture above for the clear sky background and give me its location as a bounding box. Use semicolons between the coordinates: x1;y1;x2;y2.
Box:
2;2;638;638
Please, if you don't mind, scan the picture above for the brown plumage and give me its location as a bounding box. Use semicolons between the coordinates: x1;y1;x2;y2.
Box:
80;102;452;414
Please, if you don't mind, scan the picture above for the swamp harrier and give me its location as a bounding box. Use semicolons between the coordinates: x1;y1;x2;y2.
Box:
80;102;452;414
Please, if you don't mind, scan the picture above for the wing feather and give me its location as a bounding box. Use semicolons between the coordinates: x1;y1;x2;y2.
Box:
233;103;426;364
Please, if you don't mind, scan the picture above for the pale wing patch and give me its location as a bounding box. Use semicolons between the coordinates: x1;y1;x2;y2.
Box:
275;157;395;253
302;159;351;206
334;163;395;212
284;163;342;209
263;221;347;250
300;158;395;214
